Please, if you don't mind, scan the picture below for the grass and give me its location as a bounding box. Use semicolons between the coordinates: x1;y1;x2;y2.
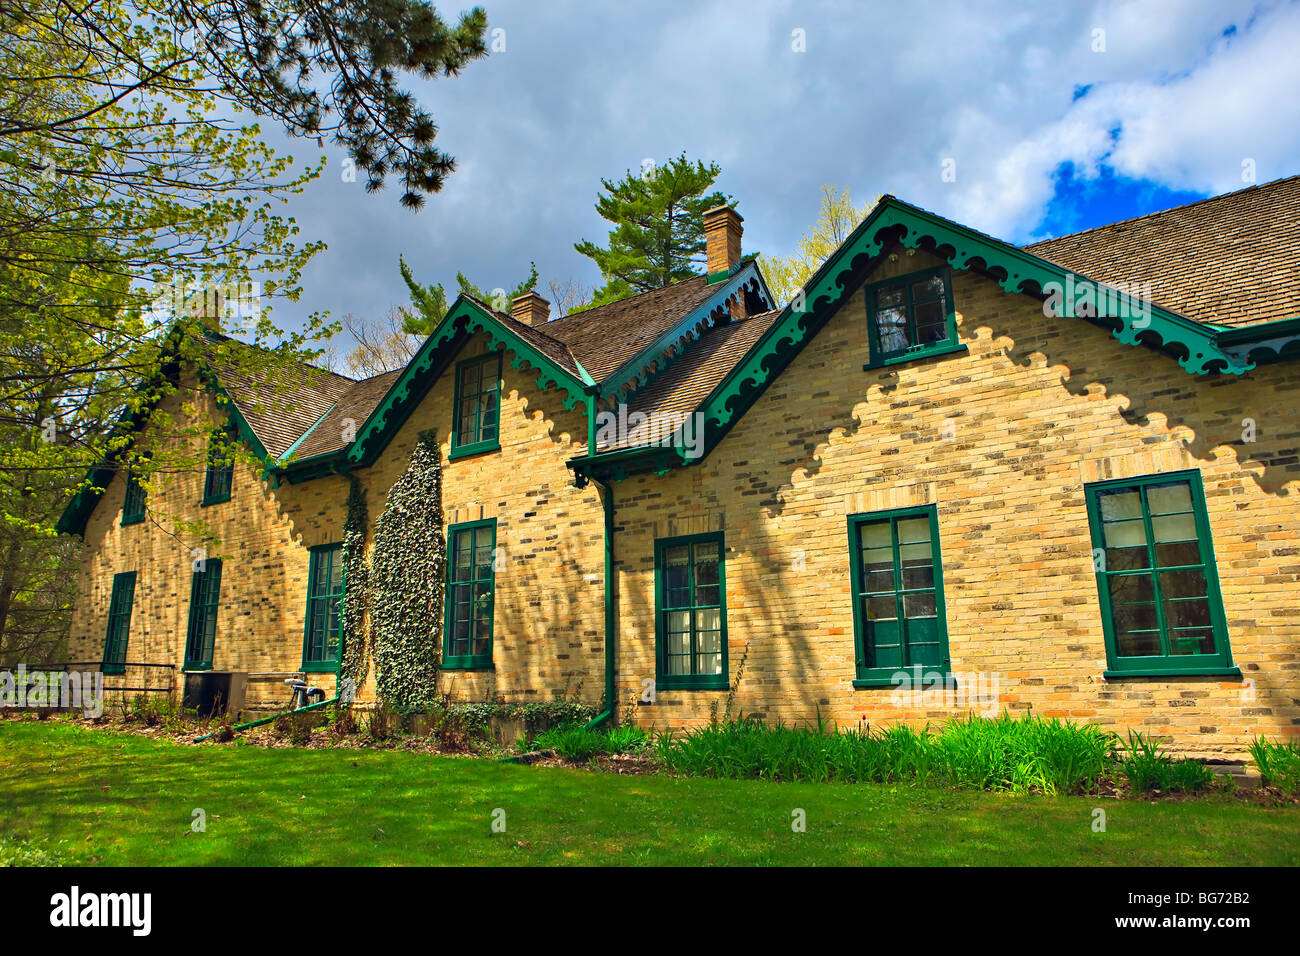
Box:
2;721;1297;866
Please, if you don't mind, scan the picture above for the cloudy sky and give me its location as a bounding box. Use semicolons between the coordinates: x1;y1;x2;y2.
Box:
265;0;1300;352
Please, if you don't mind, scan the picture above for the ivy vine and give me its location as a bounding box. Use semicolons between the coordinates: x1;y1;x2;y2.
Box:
370;430;444;708
339;475;370;695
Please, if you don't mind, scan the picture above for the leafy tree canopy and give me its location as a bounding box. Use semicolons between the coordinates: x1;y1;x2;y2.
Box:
575;153;733;308
758;185;879;304
397;256;539;336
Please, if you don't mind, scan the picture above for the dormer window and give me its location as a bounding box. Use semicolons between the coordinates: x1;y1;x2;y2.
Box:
864;267;965;368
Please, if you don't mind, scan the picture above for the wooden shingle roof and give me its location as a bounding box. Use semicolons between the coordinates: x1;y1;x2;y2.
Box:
1024;175;1300;328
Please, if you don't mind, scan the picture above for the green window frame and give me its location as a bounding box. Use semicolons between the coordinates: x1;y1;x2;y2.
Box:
201;430;234;506
442;519;496;669
301;544;344;672
101;571;138;676
1084;469;1237;678
184;558;223;671
121;467;146;526
450;352;502;458
654;531;728;690
864;266;966;368
848;505;952;687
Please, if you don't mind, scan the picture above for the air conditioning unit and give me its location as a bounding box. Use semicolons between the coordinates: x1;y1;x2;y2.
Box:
182;671;248;717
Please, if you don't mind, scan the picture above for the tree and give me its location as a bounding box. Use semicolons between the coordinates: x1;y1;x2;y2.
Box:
758;185;879;304
1;0;491;208
344;308;422;377
0;0;488;661
397;256;539;335
547;278;594;318
574;153;733;307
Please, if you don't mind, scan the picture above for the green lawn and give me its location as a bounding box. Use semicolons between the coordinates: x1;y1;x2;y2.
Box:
1;721;1296;866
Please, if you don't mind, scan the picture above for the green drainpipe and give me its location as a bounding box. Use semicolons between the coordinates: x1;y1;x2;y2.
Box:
583;476;616;729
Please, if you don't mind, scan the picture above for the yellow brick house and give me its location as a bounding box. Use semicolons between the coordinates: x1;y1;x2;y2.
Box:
58;177;1300;757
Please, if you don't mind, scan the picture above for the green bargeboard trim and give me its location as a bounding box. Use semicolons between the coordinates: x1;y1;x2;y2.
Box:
100;570;138;676
300;542;344;672
441;517;497;670
653;530;729;691
1083;468;1237;678
596;263;775;411
57;329;276;536
336;296;589;478
449;351;503;459
183;557;223;671
846;504;953;688
862;264;968;369
572;195;1300;485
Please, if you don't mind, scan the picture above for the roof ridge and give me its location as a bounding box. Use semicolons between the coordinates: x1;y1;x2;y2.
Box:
546;274;707;327
203;328;358;383
1024;174;1300;248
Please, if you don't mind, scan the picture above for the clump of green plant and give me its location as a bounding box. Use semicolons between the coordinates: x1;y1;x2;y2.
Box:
1119;731;1169;794
656;712;1117;794
1118;731;1213;795
1248;736;1300;794
937;712;1115;794
533;722;649;761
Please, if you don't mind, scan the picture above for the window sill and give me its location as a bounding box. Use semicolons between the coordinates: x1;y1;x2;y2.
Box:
448;440;500;461
120;514;145;527
1103;667;1242;680
656;676;729;691
442;658;493;671
200;495;231;507
182;663;212;672
864;342;968;371
300;661;340;674
101;665;126;676
854;670;955;689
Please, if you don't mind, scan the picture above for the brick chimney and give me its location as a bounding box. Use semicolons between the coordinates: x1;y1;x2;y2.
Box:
510;290;551;326
703;205;744;278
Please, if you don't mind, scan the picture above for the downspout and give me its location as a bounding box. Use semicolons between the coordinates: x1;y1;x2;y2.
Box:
583;475;617;729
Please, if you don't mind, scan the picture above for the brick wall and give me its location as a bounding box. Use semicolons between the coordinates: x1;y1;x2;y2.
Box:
67;335;607;713
612;248;1300;757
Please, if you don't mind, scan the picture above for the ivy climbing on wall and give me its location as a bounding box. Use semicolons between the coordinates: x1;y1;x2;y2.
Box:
339;475;370;696
370;430;444;708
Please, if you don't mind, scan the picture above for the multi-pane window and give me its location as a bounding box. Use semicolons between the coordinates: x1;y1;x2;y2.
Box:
1085;471;1235;676
101;571;137;675
865;267;961;365
184;558;223;670
443;520;496;668
302;545;344;670
451;352;502;456
201;430;233;505
848;506;951;685
655;532;727;689
121;468;147;526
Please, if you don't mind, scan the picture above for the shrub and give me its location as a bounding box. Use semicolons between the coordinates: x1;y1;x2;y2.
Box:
1248;736;1300;794
365;702;395;742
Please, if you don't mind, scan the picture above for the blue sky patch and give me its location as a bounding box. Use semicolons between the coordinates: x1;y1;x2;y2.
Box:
1027;163;1208;242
